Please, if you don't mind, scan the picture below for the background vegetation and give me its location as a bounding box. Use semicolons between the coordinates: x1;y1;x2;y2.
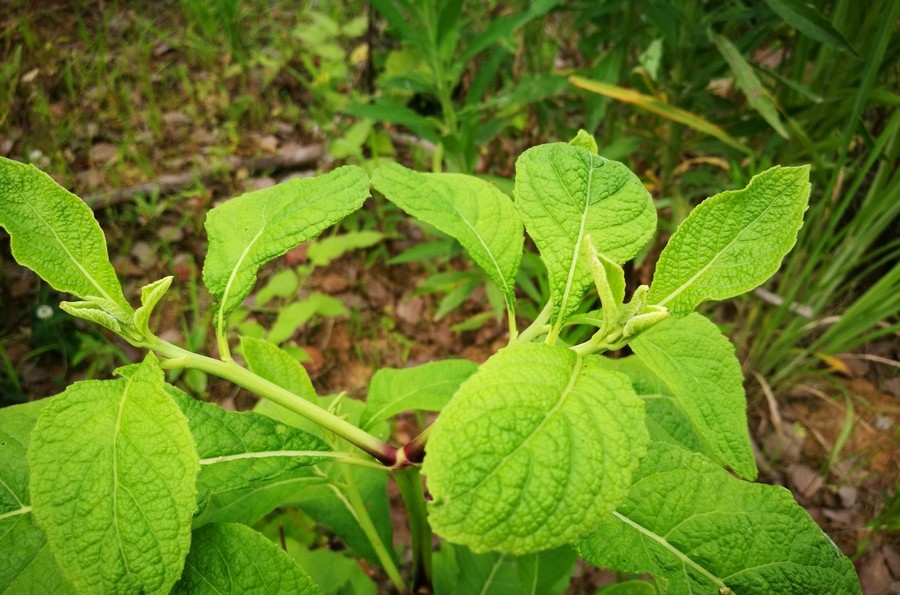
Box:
1;0;897;592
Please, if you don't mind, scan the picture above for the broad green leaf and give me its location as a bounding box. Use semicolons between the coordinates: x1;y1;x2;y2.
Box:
578;442;861;595
710;31;789;139
648;166;811;316
763;0;860;58
630;314;756;479
279;541;377;595
191;469;326;528
0;400;75;594
423;342;648;554
596;356;705;456
28;357;198;595
166;385;329;520
172;523;322;595
203;166;369;332
267;293;348;344
513;143;655;326
241;336;317;401
433;542;577;595
0;158;132;320
372;163;524;309
360;359;478;429
569;78;752;154
134;276;173;336
255;398;394;565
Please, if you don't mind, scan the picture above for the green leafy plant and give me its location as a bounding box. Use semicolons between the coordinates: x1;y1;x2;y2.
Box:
0;133;861;593
353;0;565;173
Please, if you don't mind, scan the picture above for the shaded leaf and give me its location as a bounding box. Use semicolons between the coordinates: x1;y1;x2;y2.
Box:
172;523;322;594
360;359;478;430
433;542;577;595
630;314;756;479
166;385;329;522
578;443;861;594
0;400;75;594
255;398;394;566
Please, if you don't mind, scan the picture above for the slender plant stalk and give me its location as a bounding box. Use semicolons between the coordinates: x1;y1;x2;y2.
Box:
339;464;408;594
506;302;519;341
395;466;433;592
151;339;397;465
515;299;554;344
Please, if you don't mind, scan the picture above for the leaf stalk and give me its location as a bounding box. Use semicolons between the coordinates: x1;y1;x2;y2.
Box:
152;339;397;465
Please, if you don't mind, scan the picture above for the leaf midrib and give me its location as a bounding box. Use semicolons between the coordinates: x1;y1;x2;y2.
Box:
218;226;266;330
611;510;728;590
556;154;596;320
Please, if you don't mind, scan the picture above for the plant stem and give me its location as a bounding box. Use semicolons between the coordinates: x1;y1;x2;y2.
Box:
151;339;397;465
398;424;432;467
515;299;553;344
340;464;408;594
506;302;518;342
395;466;433;592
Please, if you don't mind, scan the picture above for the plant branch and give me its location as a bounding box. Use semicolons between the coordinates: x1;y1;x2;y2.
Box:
515;299;554;344
339;465;408;593
152;339;397;465
397;424;432;467
395;466;433;592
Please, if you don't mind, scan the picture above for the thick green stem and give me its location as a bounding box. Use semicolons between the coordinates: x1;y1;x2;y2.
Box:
395;467;433;592
151;339;397;465
340;465;408;594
